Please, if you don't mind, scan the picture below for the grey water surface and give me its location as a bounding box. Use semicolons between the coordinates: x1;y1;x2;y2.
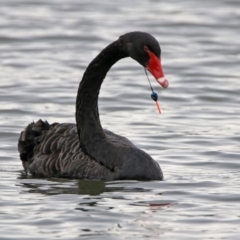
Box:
0;0;240;239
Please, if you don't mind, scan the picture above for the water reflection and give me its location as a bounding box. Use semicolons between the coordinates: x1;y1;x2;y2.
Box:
18;175;109;195
18;173;172;208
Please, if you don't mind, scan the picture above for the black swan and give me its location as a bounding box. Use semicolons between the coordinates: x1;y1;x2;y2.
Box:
18;32;169;181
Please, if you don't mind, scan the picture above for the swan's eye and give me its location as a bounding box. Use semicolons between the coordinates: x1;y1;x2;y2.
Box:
143;46;149;52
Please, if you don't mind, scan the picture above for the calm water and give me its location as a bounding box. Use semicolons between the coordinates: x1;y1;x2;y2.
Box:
0;0;240;239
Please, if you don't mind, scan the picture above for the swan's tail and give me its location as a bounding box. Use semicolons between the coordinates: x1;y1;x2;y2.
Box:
18;119;50;162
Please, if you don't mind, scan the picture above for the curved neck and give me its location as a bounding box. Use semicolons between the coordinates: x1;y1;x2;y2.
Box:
76;40;128;164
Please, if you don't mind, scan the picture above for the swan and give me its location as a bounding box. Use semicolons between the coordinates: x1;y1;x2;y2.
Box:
18;31;169;180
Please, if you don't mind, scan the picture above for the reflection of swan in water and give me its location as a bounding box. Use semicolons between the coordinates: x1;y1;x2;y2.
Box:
18;32;169;181
18;174;108;195
18;173;171;208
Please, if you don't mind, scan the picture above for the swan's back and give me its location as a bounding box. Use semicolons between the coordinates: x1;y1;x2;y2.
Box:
18;119;163;180
18;120;114;179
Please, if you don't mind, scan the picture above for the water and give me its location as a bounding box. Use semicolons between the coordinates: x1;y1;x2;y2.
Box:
0;0;240;239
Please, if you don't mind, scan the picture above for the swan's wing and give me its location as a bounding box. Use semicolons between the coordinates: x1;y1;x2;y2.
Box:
18;120;114;180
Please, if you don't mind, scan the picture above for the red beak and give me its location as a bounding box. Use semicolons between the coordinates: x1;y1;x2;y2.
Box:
147;51;169;89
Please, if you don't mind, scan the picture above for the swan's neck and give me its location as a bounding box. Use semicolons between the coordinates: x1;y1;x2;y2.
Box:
76;40;127;161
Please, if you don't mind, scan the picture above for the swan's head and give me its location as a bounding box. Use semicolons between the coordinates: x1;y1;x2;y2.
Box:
119;31;169;88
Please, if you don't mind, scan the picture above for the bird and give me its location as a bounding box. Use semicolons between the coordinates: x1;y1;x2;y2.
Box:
18;31;169;181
